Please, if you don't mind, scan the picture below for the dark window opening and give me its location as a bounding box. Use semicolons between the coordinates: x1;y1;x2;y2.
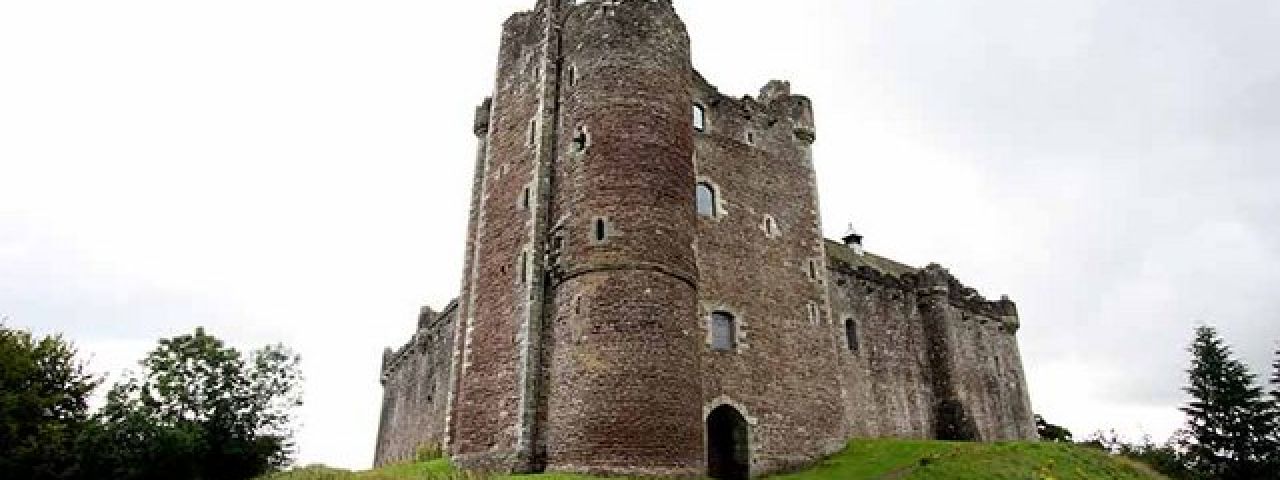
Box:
707;405;749;480
521;186;531;209
571;127;588;153
711;311;736;351
519;251;528;284
746;131;754;144
845;318;859;352
696;182;716;217
528;119;537;146
808;260;818;279
568;65;577;86
594;218;607;242
765;216;777;236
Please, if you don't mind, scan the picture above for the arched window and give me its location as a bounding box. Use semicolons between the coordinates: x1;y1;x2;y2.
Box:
696;182;716;218
693;104;707;131
710;311;736;351
845;318;859;352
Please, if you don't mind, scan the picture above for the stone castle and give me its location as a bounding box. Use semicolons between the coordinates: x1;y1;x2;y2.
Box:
373;1;1036;477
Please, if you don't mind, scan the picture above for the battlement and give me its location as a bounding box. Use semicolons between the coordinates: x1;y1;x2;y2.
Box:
693;72;817;147
825;240;1021;333
380;299;458;383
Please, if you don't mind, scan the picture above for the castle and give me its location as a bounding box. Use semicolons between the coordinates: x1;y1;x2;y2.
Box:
373;1;1036;477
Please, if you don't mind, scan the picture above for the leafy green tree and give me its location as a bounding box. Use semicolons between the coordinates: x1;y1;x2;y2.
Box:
101;327;303;480
1034;414;1073;442
0;320;100;480
1179;325;1278;479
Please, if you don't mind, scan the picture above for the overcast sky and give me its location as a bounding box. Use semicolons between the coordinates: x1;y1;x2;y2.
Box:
2;0;1278;470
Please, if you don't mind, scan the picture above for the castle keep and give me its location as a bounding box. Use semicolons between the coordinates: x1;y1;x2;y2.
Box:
374;1;1036;477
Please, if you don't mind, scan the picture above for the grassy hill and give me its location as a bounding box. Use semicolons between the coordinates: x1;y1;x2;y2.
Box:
262;439;1167;480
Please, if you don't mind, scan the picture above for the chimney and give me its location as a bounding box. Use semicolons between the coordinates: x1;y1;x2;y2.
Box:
842;223;864;256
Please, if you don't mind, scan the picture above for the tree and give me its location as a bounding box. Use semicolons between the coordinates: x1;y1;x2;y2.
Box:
1034;414;1073;442
1179;325;1278;479
1273;345;1279;401
100;327;303;480
0;320;100;480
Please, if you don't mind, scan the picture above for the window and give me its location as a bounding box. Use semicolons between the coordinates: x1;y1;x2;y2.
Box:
807;302;819;324
696;182;716;217
521;186;531;209
808;259;818;279
593;218;608;242
519;251;528;284
710;311;736;351
693;104;706;131
845;318;859;352
571;126;588;153
764;216;777;237
567;65;577;86
745;131;754;144
528;119;538;146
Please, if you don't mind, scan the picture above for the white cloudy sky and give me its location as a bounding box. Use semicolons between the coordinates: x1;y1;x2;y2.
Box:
2;0;1277;470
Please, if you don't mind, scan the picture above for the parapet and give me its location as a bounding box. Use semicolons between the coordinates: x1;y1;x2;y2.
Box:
474;97;492;137
825;239;1022;332
380;299;460;382
693;73;817;147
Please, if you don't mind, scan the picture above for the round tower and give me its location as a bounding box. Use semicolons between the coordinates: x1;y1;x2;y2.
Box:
542;0;702;475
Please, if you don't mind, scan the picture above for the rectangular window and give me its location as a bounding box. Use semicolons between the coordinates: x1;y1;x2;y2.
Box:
711;311;735;351
693;104;706;131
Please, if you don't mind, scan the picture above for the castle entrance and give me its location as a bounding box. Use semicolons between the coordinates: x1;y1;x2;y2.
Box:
707;405;749;480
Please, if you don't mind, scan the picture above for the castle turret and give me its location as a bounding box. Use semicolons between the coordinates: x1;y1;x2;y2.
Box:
540;0;703;475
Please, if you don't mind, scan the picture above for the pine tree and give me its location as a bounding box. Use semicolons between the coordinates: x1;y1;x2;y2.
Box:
1273;345;1279;401
1179;326;1279;479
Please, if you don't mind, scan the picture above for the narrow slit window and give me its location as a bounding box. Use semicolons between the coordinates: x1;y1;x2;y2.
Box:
693;104;706;131
696;182;716;217
521;186;531;209
594;218;607;242
519;251;528;284
746;131;754;144
567;65;577;86
808;259;818;279
710;311;736;351
765;216;777;236
528;119;538;146
845;318;859;352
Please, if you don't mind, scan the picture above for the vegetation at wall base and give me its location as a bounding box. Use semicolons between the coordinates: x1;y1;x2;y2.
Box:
260;439;1168;480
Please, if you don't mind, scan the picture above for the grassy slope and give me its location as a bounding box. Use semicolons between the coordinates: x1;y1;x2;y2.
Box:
263;440;1167;480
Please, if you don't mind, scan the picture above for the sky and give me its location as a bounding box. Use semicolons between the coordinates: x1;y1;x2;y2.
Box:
2;0;1278;470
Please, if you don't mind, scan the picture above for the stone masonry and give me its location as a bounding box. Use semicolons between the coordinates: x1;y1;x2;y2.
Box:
373;0;1037;476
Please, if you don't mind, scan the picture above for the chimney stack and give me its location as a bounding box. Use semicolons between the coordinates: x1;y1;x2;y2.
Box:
842;223;864;256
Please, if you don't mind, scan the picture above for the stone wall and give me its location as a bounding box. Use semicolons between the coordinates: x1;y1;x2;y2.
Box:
373;303;457;466
538;0;704;475
825;240;1037;442
691;76;849;475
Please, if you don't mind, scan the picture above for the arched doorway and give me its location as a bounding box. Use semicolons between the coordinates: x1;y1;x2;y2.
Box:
707;404;749;480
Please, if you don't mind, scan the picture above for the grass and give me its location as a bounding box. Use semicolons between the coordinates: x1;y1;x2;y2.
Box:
261;439;1168;480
